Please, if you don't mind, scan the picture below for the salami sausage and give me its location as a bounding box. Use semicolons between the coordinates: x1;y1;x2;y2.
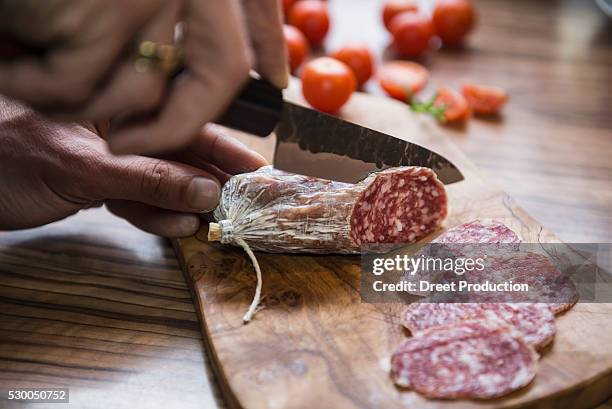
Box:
208;165;447;322
403;302;556;350
208;165;448;253
391;320;538;399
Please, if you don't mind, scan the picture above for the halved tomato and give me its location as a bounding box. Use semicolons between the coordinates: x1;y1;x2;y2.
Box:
377;61;429;101
461;83;508;114
433;87;470;122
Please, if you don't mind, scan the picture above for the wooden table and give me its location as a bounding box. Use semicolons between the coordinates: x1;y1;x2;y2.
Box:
0;0;610;408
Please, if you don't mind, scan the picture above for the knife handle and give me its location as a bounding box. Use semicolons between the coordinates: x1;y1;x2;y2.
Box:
215;77;283;137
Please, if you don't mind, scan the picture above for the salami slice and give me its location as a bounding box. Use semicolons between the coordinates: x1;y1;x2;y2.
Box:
481;252;579;314
403;219;521;291
208;165;447;253
403;302;556;350
423;251;578;313
391;320;538;399
432;219;521;245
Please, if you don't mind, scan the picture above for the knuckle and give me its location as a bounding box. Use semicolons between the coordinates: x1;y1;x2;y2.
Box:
51;138;108;203
140;159;173;199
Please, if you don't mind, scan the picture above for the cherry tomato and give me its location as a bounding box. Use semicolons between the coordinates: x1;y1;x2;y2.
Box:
382;0;418;31
461;83;508;114
433;0;477;46
283;25;309;72
288;0;330;46
330;44;374;87
282;0;298;17
377;61;429;101
390;12;435;57
301;57;356;113
433;87;470;122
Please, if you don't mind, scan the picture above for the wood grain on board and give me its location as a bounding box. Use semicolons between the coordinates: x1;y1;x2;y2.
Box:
175;88;612;409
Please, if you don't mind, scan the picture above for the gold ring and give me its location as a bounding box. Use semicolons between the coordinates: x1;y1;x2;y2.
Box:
133;41;183;75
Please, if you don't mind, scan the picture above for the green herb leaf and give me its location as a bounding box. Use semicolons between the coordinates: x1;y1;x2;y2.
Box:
409;93;447;122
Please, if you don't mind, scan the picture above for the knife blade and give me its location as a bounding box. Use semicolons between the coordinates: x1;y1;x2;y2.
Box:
217;78;463;184
272;102;464;184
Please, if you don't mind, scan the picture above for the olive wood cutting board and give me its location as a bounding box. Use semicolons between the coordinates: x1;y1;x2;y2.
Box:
173;84;612;409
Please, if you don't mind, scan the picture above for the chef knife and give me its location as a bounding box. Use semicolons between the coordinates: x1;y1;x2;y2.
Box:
217;77;464;184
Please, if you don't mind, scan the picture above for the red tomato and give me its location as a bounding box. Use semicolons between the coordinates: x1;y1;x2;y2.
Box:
433;87;470;122
377;61;429;101
283;25;309;72
382;0;418;31
461;83;508;114
330;44;374;87
301;57;357;113
288;0;330;46
282;0;298;16
390;12;435;57
432;0;477;46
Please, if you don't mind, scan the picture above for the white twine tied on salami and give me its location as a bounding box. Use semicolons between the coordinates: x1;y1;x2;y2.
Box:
208;165;448;323
209;221;263;323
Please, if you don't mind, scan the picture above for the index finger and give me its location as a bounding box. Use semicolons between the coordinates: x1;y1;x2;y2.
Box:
241;0;289;89
107;0;253;155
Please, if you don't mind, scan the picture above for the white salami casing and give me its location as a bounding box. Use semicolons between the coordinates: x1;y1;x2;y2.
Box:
208;165;448;254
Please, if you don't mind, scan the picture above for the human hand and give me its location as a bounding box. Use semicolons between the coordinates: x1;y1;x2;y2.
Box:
0;0;287;154
0;96;267;237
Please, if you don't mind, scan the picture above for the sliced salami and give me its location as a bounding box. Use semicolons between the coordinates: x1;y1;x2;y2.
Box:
420;251;578;313
403;219;521;291
209;165;447;253
432;219;521;245
391;320;538;399
403;302;556;350
481;252;579;314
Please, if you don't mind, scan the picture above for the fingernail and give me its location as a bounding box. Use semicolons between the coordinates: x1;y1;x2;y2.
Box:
187;177;220;212
174;215;201;237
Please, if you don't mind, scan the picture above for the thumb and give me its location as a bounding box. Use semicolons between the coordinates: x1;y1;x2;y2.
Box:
95;155;222;213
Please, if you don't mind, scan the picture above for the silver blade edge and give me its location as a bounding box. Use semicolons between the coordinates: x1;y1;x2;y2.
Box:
273;102;464;184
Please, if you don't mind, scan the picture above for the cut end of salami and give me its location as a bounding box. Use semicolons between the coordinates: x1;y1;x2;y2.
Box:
391;320;538;399
350;167;447;246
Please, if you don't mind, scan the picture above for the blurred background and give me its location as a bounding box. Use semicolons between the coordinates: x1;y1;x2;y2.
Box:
286;0;612;243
